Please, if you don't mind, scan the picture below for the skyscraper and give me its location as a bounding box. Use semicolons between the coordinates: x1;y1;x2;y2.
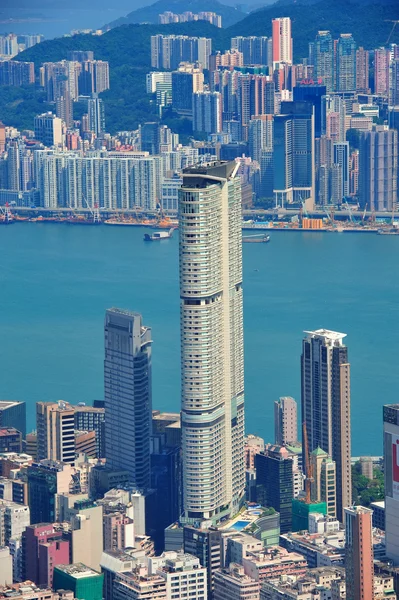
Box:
274;396;297;446
192;91;223;135
336;34;356;92
344;506;374;600
255;446;293;533
374;48;390;95
389;59;399;107
383;404;399;564
358;127;398;211
36;401;75;463
104;309;152;490
179;161;245;524
301;329;352;522
88;94;105;136
355;47;369;93
314;31;334;92
272;18;292;67
273;101;315;208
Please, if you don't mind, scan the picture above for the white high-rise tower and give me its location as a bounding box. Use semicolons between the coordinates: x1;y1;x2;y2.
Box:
272;17;293;67
179;161;245;524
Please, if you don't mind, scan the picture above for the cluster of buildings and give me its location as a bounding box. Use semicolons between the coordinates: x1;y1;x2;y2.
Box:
158;12;222;27
148;19;399;210
0;161;398;600
0;33;43;58
0;19;398;212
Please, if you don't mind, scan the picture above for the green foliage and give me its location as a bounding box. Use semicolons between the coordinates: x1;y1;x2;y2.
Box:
352;462;384;507
0;85;52;131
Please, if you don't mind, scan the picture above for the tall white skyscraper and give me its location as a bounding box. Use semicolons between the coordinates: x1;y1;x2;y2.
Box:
179;161;245;524
104;308;152;490
272;17;292;67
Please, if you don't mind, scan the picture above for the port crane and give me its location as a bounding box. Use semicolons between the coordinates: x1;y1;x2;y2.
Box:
81;193;101;223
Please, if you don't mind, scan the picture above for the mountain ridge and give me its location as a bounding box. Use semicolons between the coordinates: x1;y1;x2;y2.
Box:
103;0;246;30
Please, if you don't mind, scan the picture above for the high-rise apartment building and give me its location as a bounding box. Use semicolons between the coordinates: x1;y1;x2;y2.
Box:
272;18;292;67
237;74;275;140
36;401;75;463
248;115;273;163
151;35;212;70
273;101;315;208
74;404;105;458
336;34;356;92
0;34;19;56
255;446;293;533
104;309;152;490
34;112;63;147
333;141;350;199
383;404;399;564
179;161;245;524
344;506;374;600
301;329;352;522
293;83;326;139
274;397;297;446
172;63;204;116
358;127;398;212
231;36;272;69
310;447;337;518
192;91;223;134
0;401;26;438
374;48;390;95
0;61;35;86
314;31;334;92
389;59;399;106
356;47;369;93
88;95;105;136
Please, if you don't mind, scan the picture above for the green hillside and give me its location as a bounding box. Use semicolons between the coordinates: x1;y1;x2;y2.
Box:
3;0;398;133
104;0;246;29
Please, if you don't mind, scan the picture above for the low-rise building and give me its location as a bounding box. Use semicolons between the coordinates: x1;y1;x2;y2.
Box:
242;547;307;582
53;563;104;600
214;563;260;600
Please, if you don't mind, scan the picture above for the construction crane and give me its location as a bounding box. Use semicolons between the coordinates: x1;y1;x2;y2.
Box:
362;203;368;224
344;202;354;224
385;20;399;45
303;422;314;505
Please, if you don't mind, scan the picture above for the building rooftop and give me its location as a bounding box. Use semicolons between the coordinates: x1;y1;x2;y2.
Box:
304;329;346;344
0;401;24;410
0;428;20;437
54;563;101;578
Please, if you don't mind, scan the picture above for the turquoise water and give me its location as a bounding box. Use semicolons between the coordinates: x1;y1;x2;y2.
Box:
1;223;398;455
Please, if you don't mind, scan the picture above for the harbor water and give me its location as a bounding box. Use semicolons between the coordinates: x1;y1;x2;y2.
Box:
0;223;398;455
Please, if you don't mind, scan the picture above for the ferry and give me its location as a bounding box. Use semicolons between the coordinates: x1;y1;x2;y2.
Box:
144;228;174;241
242;234;270;243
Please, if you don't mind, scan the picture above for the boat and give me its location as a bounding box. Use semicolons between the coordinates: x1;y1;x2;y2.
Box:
242;234;270;243
144;228;174;241
0;203;14;225
377;229;399;235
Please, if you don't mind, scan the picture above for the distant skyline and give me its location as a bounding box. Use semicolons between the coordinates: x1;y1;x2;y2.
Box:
0;0;240;39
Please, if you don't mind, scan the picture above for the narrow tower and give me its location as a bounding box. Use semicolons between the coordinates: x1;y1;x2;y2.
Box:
179;161;245;523
104;308;152;490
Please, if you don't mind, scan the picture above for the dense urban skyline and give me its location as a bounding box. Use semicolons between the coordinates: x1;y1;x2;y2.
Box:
0;3;398;600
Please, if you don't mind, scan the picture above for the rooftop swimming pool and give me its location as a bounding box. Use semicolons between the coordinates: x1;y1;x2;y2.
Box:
232;520;251;531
